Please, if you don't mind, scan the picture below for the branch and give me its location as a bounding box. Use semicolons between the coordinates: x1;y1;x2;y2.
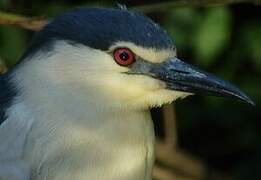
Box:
162;104;177;148
0;11;48;31
133;0;261;13
1;0;261;31
153;104;206;179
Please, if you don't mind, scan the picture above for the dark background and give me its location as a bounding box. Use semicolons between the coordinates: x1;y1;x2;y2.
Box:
0;1;260;179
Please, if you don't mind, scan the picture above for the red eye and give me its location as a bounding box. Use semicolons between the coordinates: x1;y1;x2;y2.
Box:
113;48;135;66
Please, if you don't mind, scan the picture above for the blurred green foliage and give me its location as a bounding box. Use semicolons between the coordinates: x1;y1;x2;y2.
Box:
0;1;260;179
0;26;27;66
194;7;231;66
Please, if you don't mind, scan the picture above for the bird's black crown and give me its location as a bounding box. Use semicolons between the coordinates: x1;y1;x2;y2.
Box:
23;7;175;58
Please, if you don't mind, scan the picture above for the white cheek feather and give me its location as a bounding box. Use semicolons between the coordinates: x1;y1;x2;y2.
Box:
16;40;186;110
1;40;188;180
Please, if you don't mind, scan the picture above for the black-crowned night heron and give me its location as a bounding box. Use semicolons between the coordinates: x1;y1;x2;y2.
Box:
0;7;254;180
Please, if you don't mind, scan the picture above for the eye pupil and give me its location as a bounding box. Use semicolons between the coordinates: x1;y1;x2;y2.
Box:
113;48;135;66
119;52;129;61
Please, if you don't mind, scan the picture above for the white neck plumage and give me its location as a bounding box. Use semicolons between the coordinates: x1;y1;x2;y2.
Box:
5;51;156;179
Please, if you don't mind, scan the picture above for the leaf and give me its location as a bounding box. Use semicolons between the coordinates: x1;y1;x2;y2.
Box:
242;23;261;70
166;7;200;51
193;7;231;67
0;26;27;66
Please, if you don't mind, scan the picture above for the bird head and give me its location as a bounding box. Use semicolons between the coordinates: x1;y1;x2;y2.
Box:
14;7;254;111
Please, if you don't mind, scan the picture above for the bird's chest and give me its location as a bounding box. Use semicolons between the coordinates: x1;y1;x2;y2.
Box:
29;111;155;180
